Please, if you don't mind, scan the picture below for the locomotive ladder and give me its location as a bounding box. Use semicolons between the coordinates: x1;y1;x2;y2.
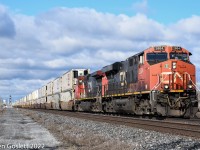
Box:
150;90;158;110
95;86;103;111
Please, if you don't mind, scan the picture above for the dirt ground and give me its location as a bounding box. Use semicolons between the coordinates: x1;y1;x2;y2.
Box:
21;109;133;150
10;108;200;150
0;108;131;150
0;108;60;150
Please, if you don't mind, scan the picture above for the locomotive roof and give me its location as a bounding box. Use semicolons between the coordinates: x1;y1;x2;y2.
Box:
128;46;193;59
127;50;144;60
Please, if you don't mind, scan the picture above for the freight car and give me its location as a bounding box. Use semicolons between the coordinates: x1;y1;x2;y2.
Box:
14;45;199;118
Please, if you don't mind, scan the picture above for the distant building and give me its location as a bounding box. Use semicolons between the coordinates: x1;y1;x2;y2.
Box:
3;100;6;105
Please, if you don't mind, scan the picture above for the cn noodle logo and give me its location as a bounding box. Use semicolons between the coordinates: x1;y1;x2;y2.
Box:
138;68;143;74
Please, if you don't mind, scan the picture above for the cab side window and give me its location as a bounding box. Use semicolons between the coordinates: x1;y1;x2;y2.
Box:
139;53;144;64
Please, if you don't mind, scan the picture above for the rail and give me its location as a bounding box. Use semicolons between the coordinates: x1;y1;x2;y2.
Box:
25;108;200;139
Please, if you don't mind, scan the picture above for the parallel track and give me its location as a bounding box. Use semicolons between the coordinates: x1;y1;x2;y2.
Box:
24;109;200;139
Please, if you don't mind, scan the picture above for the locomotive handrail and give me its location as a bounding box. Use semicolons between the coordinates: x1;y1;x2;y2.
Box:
151;71;196;92
191;80;200;92
151;73;168;91
185;72;200;92
151;74;160;91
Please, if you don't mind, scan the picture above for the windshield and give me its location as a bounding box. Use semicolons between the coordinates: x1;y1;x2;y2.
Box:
170;53;188;61
147;53;168;62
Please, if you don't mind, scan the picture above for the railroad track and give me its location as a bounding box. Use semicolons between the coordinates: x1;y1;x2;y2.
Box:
23;108;200;139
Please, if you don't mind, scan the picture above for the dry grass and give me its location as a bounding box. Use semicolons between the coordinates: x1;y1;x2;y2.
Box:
20;109;133;150
0;108;6;115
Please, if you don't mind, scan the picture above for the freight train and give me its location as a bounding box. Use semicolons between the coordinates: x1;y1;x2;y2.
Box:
14;45;199;118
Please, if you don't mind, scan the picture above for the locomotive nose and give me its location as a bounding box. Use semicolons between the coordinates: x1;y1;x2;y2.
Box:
169;60;195;91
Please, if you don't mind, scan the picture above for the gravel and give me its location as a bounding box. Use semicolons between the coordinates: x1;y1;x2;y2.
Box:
0;108;60;150
20;109;200;150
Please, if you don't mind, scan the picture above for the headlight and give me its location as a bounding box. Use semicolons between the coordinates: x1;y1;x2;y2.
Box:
164;85;169;89
188;85;193;89
172;62;176;69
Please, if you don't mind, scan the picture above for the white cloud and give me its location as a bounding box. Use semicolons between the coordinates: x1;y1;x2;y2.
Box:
0;79;51;100
118;14;165;41
0;5;15;38
174;15;200;35
132;0;148;14
0;5;199;101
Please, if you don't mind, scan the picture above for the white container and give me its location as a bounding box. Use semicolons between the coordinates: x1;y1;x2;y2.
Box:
26;95;28;101
28;93;32;101
61;70;73;92
53;77;62;94
47;95;53;103
60;90;75;102
38;87;43;99
47;82;53;96
42;85;47;97
37;98;40;104
19;98;22;105
23;96;27;102
52;93;60;109
41;97;46;104
40;98;43;104
31;92;34;100
31;99;35;105
61;69;89;92
52;94;60;103
31;92;33;100
32;90;39;100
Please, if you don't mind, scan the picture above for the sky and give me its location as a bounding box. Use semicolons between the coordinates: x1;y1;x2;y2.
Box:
0;0;200;101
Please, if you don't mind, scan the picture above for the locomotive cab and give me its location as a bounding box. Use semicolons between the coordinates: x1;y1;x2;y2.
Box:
145;46;195;91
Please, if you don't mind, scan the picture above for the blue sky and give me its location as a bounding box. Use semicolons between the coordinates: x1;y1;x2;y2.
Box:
0;0;200;101
1;0;200;24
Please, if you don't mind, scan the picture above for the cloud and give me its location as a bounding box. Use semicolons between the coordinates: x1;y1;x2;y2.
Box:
0;5;16;38
174;15;200;35
118;14;165;41
132;0;148;14
0;79;51;101
0;5;199;101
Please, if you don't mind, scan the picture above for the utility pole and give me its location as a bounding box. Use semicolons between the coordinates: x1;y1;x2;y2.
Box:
9;95;12;106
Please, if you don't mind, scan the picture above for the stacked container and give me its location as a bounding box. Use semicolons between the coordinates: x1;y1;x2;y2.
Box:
13;68;89;110
46;82;52;109
52;77;62;109
60;69;88;110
